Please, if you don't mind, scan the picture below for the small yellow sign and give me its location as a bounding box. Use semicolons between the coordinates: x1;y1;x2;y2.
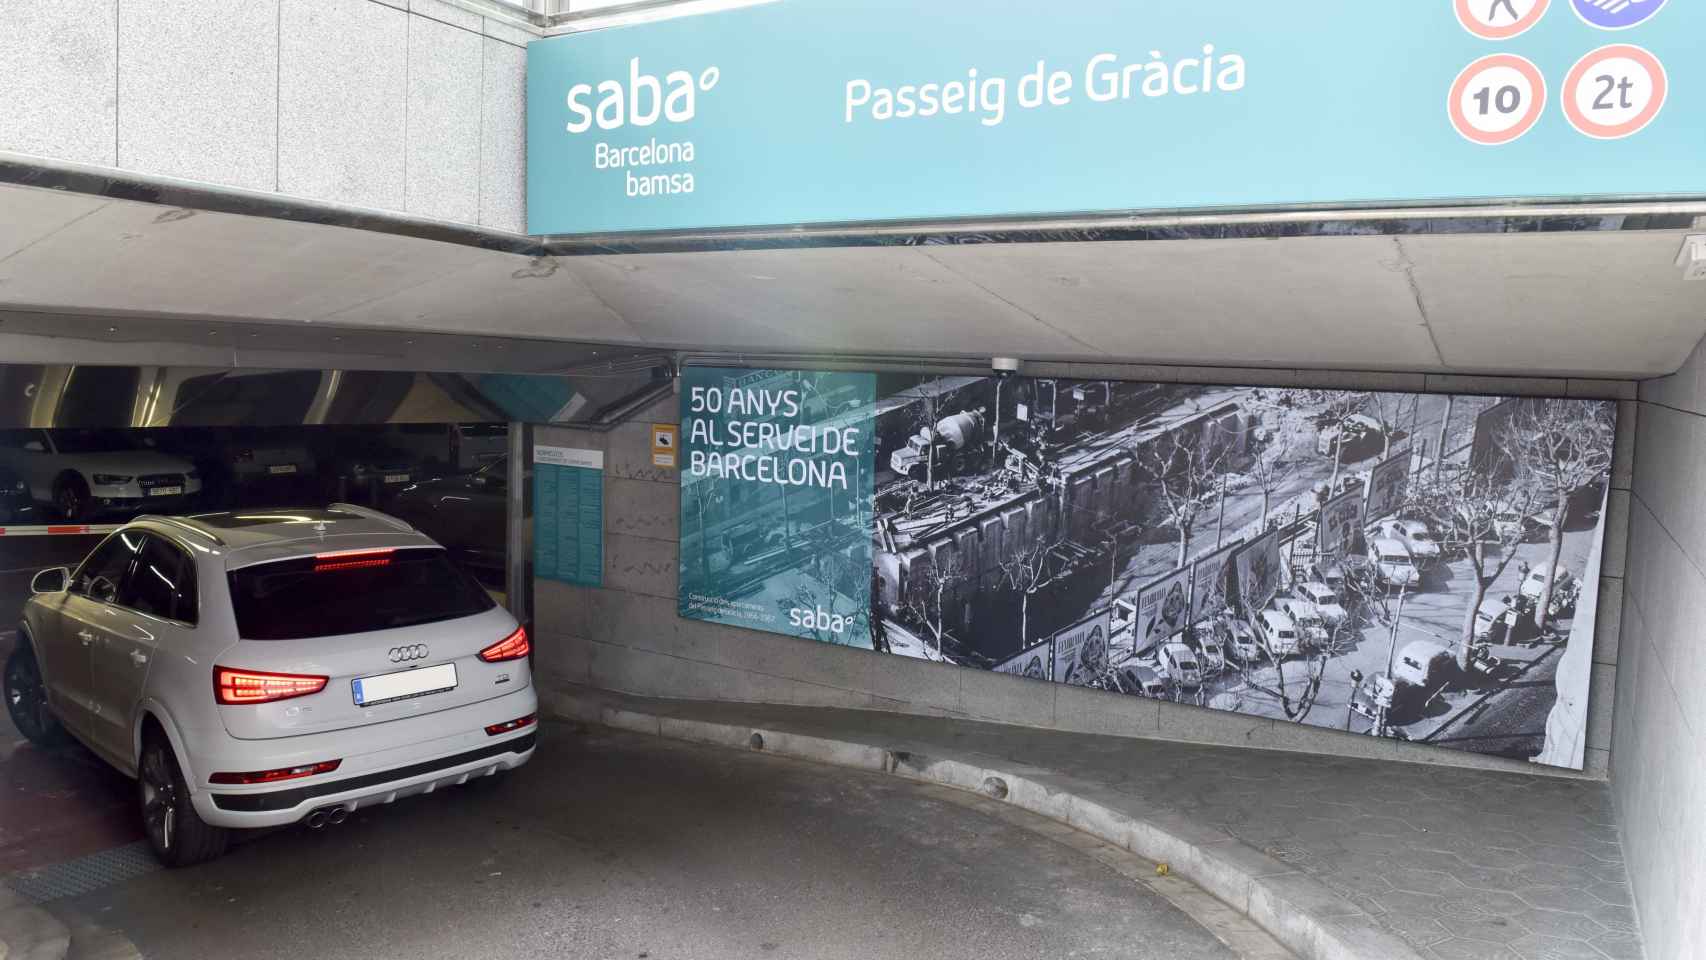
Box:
651;423;679;469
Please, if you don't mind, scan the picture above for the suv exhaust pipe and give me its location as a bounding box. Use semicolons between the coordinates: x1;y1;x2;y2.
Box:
304;805;349;830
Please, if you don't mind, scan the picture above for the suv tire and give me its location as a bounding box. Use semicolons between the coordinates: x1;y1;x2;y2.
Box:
139;730;229;867
4;644;68;748
53;474;92;522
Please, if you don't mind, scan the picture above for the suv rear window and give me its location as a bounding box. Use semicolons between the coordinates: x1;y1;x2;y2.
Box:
227;547;495;640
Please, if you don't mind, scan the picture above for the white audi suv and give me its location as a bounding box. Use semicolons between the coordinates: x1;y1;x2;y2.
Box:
4;505;536;866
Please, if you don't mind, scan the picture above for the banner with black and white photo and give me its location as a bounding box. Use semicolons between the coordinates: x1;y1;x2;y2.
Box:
1053;611;1112;688
993;637;1054;681
1235;529;1284;614
680;367;1617;770
1135;566;1193;653
1364;448;1412;523
1318;489;1364;561
1189;540;1240;626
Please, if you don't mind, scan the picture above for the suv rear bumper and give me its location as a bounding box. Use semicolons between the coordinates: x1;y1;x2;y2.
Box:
190;687;537;829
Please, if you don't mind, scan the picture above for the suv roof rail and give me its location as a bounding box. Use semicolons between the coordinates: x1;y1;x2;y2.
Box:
137;514;226;547
328;502;415;532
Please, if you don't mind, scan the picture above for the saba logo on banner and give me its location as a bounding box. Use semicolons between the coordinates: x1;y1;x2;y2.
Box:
1571;0;1667;29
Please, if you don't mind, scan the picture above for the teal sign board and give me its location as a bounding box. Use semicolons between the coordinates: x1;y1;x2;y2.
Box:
534;444;605;586
679;367;877;648
526;0;1702;234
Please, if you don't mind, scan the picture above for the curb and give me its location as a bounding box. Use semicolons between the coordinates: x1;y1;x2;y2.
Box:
0;895;71;960
566;695;1424;960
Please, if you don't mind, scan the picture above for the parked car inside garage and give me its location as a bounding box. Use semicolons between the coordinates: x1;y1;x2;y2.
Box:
0;464;32;523
389;455;510;575
156;426;317;509
0;428;202;520
313;430;423;507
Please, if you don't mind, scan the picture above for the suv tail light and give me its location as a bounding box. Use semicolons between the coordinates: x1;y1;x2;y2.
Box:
210;759;341;785
313;548;394;573
214;667;329;705
478;626;530;663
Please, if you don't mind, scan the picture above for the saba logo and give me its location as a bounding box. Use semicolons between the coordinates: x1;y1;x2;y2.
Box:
1571;0;1667;29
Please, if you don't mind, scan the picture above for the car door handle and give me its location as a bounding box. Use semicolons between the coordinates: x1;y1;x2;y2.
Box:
129;650;149;667
77;630;95;645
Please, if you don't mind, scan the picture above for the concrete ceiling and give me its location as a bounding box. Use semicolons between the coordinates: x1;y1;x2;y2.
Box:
1;181;1702;379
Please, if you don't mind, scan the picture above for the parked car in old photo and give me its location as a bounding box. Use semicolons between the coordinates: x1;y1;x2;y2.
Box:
1157;641;1203;689
1366;536;1420;588
1493;503;1555;543
1254;608;1302;659
4;505;536;866
1519;565;1579;617
1215;616;1263;663
1113;664;1167;699
1292;581;1349;627
1390;640;1456;716
1272;597;1329;648
1191;630;1227;674
1370;518;1440;567
1315;413;1384;459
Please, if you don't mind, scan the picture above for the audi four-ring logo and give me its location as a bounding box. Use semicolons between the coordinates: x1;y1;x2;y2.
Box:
388;644;429;663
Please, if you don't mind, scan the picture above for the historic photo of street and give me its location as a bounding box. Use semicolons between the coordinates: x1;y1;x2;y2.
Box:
867;377;1615;769
675;367;1615;770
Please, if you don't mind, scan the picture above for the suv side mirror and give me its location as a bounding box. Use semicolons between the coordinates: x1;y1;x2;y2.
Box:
30;566;68;595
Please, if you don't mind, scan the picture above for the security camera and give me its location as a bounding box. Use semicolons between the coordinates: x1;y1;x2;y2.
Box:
991;357;1022;377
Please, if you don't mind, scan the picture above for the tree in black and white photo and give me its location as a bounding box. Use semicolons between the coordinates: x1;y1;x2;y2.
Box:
1134;427;1232;567
1412;462;1543;670
1247;415;1306;527
1499;398;1615;632
683;480;724;582
999;527;1064;651
1364;390;1421;460
903;548;968;659
1314;389;1371;491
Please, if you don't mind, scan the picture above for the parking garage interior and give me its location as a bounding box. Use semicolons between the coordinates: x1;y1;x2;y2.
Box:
3;2;1706;960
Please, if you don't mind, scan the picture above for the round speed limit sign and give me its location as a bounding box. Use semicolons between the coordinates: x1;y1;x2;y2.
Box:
1562;45;1667;139
1448;54;1547;145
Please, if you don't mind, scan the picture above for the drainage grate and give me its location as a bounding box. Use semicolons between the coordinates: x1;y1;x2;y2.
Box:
4;841;162;904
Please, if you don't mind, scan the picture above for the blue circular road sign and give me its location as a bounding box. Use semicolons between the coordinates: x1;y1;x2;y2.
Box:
1571;0;1668;30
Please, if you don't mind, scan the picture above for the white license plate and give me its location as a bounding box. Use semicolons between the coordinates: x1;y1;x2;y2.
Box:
268;464;298;475
383;473;410;484
352;662;457;707
148;486;183;497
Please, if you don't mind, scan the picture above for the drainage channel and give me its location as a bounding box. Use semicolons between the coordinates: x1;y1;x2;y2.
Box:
4;842;162;905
